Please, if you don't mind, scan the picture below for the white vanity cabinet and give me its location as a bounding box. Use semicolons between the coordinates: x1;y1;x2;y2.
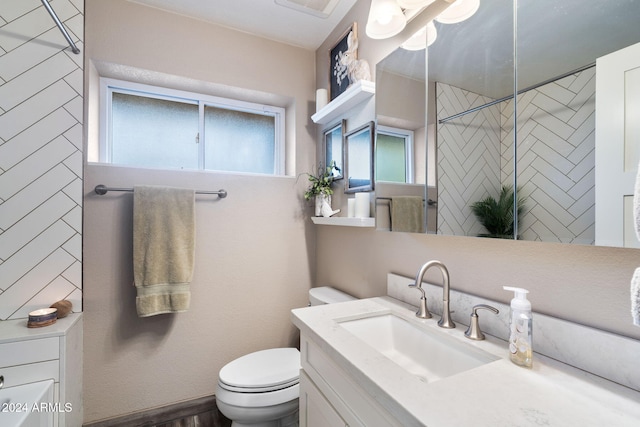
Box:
0;313;83;427
299;335;403;427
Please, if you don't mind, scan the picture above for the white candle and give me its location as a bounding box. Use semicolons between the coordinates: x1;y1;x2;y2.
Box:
316;88;328;112
348;198;356;217
355;193;370;218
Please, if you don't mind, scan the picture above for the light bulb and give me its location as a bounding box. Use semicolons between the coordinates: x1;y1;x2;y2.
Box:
435;0;480;24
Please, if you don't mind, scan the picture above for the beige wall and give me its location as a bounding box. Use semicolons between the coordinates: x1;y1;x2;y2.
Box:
314;1;640;341
316;228;640;340
83;0;317;423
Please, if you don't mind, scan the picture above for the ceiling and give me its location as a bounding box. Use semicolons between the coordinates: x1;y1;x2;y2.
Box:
128;0;358;50
128;0;640;99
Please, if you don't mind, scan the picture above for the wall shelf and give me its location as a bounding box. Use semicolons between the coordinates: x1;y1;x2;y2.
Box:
311;80;375;125
311;216;375;227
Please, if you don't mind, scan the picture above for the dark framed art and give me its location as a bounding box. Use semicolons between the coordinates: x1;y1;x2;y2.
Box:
329;22;357;101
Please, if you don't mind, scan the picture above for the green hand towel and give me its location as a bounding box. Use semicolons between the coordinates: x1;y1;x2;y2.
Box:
133;185;195;317
391;196;424;233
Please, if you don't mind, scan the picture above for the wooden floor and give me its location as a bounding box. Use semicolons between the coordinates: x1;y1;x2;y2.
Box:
83;396;231;427
152;408;230;427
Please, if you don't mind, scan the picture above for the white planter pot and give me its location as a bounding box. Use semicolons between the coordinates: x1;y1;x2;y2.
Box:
315;194;331;216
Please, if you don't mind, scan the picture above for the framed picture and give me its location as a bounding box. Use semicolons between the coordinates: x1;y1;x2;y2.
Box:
344;121;375;193
329;23;357;101
324;119;345;181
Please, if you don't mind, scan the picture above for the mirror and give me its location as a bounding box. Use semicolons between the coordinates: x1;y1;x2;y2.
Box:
375;0;640;249
374;46;429;232
515;0;640;247
430;0;515;239
324;119;345;180
344;121;375;193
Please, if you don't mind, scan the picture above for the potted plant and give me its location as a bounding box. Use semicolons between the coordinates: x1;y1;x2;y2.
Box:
304;161;340;216
470;185;526;239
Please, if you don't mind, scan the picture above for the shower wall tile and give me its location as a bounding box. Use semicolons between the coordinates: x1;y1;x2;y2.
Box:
507;68;596;244
0;0;83;320
0;108;77;170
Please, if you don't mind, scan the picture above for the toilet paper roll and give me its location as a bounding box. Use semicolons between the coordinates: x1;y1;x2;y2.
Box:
316;88;328;112
348;199;356;218
355;193;370;218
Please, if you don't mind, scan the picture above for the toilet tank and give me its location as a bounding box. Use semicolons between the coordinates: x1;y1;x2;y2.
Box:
309;286;355;306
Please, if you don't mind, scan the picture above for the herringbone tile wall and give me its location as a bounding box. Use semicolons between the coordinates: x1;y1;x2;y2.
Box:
507;68;595;244
0;0;84;320
436;67;595;244
436;82;502;237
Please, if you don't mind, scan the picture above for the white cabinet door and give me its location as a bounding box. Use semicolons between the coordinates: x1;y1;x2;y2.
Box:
595;41;640;247
299;371;347;427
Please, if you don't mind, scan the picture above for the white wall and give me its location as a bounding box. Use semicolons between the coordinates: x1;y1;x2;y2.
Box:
0;0;83;320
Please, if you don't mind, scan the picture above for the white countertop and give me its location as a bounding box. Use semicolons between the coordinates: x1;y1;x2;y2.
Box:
291;297;640;426
0;313;82;344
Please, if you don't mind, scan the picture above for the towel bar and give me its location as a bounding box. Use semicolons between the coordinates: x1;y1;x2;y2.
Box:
94;185;227;198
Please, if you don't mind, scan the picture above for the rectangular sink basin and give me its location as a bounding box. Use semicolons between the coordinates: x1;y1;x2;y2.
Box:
339;314;498;383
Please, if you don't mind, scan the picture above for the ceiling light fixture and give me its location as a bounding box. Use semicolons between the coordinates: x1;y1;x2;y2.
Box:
396;0;436;10
401;21;437;50
435;0;480;24
366;0;407;39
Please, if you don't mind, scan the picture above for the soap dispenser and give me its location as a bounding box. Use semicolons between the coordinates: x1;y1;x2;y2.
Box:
503;286;533;368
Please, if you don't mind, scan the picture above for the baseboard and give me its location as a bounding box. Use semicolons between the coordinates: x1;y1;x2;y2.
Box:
83;395;229;427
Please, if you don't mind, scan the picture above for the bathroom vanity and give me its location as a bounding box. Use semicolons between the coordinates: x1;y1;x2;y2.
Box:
292;278;640;426
0;313;82;427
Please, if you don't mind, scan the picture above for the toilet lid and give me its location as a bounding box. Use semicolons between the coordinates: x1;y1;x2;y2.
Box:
219;348;300;392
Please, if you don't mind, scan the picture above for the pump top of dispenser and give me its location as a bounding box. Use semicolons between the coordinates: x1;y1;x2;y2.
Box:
503;286;531;311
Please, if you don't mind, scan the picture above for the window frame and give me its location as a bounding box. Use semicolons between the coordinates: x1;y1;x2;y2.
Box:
99;77;286;175
376;125;415;183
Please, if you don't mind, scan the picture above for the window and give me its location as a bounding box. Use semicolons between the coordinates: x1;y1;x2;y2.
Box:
375;126;414;183
100;78;285;175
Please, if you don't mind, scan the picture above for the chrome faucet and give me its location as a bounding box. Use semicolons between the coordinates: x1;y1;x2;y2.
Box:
409;260;456;328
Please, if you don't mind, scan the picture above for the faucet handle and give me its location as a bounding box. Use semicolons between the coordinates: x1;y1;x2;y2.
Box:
409;282;432;319
464;304;499;340
416;296;432;319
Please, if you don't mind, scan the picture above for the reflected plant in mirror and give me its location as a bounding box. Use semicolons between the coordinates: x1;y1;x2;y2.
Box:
470;186;525;239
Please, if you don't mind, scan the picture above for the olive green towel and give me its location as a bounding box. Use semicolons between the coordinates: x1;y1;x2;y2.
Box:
133;185;195;317
390;196;424;233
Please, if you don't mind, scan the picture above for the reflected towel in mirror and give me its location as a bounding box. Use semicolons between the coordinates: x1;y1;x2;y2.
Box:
390;196;424;233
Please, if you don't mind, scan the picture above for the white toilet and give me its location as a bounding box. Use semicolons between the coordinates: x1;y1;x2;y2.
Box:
215;287;355;427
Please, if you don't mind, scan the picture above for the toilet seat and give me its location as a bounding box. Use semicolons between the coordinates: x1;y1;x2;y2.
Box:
218;348;300;393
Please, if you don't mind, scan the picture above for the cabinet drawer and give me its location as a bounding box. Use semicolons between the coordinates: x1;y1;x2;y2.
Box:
0;337;59;367
0;360;59;388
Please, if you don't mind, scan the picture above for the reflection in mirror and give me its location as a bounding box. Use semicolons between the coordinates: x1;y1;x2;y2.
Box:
422;0;640;247
324;119;345;180
374;46;429;232
515;0;640;247
431;0;515;239
344;121;375;193
376;125;413;183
